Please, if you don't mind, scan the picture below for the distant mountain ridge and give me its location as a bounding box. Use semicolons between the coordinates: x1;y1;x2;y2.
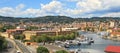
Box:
0;15;120;23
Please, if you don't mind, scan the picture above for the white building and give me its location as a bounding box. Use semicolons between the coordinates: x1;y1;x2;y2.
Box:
110;21;115;28
61;27;78;31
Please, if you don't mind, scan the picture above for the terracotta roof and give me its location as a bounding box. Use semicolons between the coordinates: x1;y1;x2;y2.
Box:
16;29;25;30
112;28;120;31
105;45;120;53
24;30;71;33
111;32;120;35
7;29;16;32
7;29;25;32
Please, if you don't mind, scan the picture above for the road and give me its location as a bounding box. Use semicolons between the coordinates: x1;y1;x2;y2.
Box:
26;46;36;53
14;40;31;53
1;38;16;53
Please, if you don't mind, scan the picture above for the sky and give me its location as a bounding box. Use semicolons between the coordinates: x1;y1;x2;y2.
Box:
0;0;120;18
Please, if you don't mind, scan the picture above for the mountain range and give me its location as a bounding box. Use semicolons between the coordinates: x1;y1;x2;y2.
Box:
0;16;120;23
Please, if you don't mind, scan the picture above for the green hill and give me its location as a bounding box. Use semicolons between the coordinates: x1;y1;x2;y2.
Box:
0;15;120;23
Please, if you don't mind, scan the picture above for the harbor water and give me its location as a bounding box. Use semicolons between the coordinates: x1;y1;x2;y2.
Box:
67;31;120;53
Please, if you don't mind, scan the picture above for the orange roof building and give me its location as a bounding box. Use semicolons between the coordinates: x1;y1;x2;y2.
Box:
105;45;120;53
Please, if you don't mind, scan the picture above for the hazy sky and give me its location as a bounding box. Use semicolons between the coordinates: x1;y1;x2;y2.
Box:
0;0;120;18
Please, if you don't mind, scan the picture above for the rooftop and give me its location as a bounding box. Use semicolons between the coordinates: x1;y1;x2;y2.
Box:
105;45;120;53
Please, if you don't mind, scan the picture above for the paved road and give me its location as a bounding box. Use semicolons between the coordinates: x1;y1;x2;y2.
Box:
1;38;16;53
26;46;36;53
14;40;31;53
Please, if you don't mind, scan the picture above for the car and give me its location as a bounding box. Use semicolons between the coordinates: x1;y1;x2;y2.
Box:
16;50;21;53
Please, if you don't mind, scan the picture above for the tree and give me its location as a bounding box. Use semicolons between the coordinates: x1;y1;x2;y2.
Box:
37;46;49;53
55;50;68;53
91;27;94;32
36;36;42;43
55;35;65;41
49;36;55;42
13;34;25;41
0;28;6;32
30;35;37;42
65;35;71;40
20;34;26;41
40;34;49;45
30;33;77;43
59;35;65;41
13;35;20;39
69;33;76;40
0;25;15;32
26;26;38;30
0;36;7;51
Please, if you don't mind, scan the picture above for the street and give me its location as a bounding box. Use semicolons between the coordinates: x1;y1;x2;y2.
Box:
14;40;31;53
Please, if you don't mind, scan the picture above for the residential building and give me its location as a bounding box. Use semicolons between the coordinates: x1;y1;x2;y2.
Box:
109;21;115;28
6;29;25;38
110;28;120;37
23;30;74;40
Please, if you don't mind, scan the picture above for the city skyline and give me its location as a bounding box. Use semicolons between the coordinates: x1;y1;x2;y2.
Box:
0;0;120;18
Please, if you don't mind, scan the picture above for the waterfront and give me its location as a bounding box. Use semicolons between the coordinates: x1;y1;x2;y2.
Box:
67;31;120;53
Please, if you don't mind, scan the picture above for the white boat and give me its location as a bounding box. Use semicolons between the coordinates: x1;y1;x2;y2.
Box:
74;49;90;53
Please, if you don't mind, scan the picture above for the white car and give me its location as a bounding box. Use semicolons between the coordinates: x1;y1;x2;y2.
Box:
16;50;21;53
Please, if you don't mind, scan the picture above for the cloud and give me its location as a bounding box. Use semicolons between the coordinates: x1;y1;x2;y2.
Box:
0;0;120;17
74;0;120;17
61;0;103;17
40;1;63;14
15;4;25;11
102;12;120;17
77;0;103;11
24;0;64;17
67;0;80;2
101;0;120;8
0;4;25;17
0;7;14;16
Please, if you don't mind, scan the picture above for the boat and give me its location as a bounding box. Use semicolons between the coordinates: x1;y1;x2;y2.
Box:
74;49;89;53
64;44;70;48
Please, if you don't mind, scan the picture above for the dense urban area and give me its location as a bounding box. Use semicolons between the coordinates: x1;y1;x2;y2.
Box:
0;16;120;53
